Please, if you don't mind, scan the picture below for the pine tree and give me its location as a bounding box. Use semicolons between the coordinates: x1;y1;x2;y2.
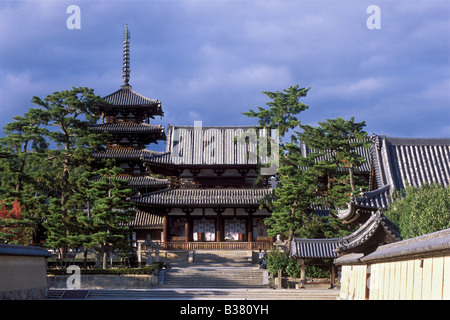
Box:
31;87;109;258
263;143;317;250
243;85;311;255
243;85;310;142
71;167;135;268
299;117;370;210
0;108;49;243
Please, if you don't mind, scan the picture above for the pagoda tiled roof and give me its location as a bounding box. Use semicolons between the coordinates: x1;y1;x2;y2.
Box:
92;149;164;160
102;85;163;115
116;175;168;187
90;123;165;134
131;188;272;207
88;175;168;188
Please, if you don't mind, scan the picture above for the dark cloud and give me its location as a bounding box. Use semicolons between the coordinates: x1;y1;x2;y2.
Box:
0;1;448;138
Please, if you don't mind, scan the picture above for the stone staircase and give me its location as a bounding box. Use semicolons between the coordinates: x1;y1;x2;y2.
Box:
46;250;340;299
192;250;253;265
161;267;268;288
161;250;268;289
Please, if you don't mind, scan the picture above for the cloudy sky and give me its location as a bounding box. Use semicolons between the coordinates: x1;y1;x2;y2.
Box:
0;0;449;149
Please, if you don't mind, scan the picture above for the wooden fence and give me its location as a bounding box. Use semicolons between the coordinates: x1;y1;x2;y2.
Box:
336;228;450;300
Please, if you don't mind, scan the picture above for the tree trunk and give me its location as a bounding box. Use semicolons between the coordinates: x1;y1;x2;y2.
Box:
102;243;109;269
349;165;355;191
83;248;88;269
287;203;296;256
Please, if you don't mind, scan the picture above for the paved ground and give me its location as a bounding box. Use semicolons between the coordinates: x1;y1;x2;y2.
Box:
48;287;340;300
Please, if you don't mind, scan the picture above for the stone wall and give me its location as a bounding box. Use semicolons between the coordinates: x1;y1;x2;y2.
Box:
47;274;158;289
0;244;50;300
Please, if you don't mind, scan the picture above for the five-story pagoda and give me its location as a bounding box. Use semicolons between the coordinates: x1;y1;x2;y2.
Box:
92;25;167;191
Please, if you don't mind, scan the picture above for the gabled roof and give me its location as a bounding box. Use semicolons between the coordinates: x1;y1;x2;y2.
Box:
291;238;339;259
371;135;450;191
143;125;275;167
131;188;272;208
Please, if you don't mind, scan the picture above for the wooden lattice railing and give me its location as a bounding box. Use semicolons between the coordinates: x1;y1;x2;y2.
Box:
145;242;274;251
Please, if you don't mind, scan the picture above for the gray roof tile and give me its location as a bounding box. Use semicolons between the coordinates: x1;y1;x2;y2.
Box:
90;123;165;134
372;135;450;190
132;188;272;207
291;238;339;258
102;86;163;116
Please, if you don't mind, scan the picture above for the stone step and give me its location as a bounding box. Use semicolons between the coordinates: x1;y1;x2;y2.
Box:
193;250;253;265
161;267;268;288
51;288;340;300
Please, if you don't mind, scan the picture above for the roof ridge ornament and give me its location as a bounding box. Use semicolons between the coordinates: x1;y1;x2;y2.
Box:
122;24;131;88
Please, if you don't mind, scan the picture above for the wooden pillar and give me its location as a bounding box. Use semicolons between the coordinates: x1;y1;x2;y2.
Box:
162;215;168;243
300;259;306;288
216;213;223;242
330;265;336;288
185;217;190;243
247;216;253;243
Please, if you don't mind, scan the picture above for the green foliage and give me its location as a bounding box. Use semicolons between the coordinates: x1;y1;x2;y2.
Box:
265;250;330;278
285;258;301;278
299;117;370;207
243;86;363;244
265;250;290;276
47;266;157;276
242;85;310;141
0;87;115;250
263;149;317;239
0;87;137;258
384;183;450;239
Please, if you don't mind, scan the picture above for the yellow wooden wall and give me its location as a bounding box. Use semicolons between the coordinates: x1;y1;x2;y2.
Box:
339;253;450;300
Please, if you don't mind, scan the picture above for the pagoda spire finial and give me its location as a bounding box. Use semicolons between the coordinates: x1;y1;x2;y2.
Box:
122;24;131;88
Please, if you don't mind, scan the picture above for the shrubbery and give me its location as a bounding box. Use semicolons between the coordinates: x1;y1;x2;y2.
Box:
47;264;161;275
264;250;330;278
385;183;450;239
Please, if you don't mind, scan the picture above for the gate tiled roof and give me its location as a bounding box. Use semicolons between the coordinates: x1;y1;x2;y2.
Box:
132;188;272;207
291;238;339;258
